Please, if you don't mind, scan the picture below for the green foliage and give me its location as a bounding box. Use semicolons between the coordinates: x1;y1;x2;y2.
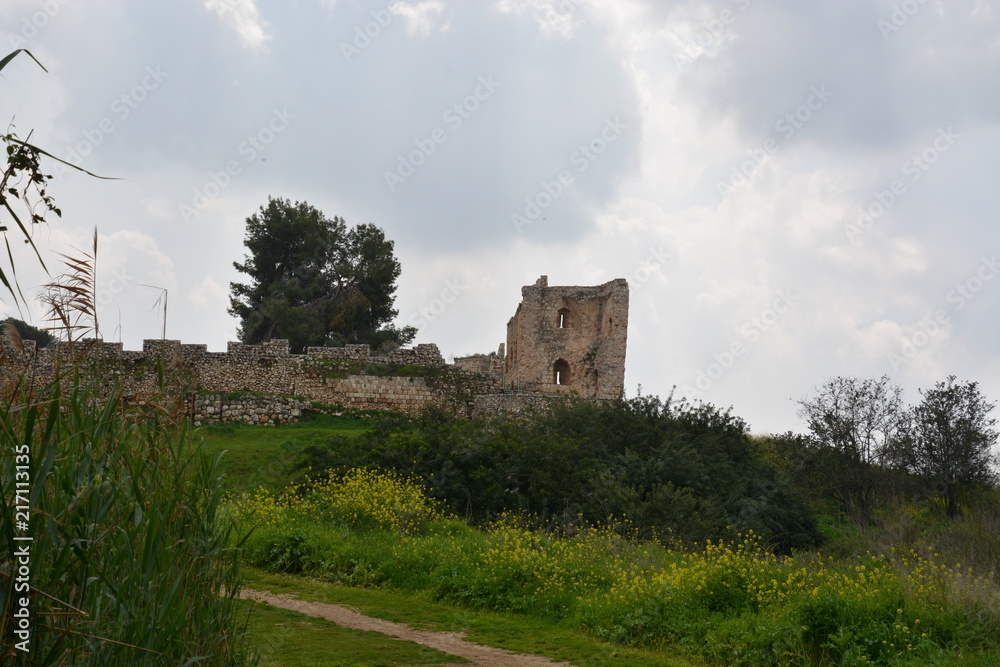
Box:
228;197;416;354
0;378;256;664
795;374;999;524
1;50;57;303
295;396;823;552
905;376;998;518
231;468;444;538
1;50;113;306
195;413;372;495
796;375;909;528
231;475;1000;666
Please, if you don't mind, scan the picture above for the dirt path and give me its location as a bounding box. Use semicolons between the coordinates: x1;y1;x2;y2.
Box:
241;588;572;667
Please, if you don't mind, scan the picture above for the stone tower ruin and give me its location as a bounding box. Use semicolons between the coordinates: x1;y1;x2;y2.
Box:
504;276;629;399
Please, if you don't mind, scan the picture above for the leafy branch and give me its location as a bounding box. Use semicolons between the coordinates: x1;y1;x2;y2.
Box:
1;49;116;307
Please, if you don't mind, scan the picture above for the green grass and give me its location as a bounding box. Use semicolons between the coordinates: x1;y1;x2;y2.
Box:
219;422;1000;666
244;569;702;667
245;600;467;666
234;471;1000;666
196;414;371;493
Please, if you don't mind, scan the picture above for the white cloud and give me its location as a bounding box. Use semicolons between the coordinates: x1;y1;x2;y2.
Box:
189;275;227;309
495;0;586;39
204;0;272;52
0;1;44;20
390;1;446;37
6;0;1000;433
141;197;176;222
973;0;994;21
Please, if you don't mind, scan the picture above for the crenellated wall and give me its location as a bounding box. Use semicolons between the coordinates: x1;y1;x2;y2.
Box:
1;278;628;422
1;338;497;420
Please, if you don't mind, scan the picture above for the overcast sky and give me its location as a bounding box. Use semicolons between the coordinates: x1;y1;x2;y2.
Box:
2;0;999;434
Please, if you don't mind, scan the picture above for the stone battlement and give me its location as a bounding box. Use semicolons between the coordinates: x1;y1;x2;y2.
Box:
1;276;628;421
1;338;459;416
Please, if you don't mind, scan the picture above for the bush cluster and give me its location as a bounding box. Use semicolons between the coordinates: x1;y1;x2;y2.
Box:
296;395;823;552
230;467;442;537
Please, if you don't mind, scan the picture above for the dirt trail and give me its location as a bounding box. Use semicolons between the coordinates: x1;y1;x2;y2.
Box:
241;588;572;667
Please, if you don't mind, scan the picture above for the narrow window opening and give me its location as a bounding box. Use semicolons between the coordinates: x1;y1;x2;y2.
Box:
553;359;571;385
557;308;572;329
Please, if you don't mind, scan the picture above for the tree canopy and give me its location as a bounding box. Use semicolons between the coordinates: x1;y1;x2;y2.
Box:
905;375;998;517
797;374;998;523
228;197;415;354
796;375;909;526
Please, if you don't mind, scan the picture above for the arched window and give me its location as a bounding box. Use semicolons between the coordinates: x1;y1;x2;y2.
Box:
553;359;571;385
557;308;572;329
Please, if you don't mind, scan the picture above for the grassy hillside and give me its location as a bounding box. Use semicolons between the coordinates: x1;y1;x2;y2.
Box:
198;399;1000;665
196;413;371;493
226;467;999;666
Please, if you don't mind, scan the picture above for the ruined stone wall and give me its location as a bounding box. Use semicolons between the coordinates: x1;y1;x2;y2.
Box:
191;394;309;427
0;338;492;415
504;276;628;399
472;393;554;417
1;276;629;417
452;348;505;376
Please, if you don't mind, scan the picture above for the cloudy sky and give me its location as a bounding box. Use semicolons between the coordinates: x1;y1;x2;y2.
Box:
2;0;999;434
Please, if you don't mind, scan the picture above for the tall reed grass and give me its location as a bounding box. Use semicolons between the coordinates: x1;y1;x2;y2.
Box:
0;241;256;664
0;369;256;664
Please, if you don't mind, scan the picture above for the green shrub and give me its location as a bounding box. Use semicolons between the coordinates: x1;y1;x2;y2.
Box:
295;396;824;552
231;467;443;536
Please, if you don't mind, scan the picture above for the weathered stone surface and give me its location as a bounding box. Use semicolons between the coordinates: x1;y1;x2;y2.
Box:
504;276;628;399
1;277;628;417
453;350;504;375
